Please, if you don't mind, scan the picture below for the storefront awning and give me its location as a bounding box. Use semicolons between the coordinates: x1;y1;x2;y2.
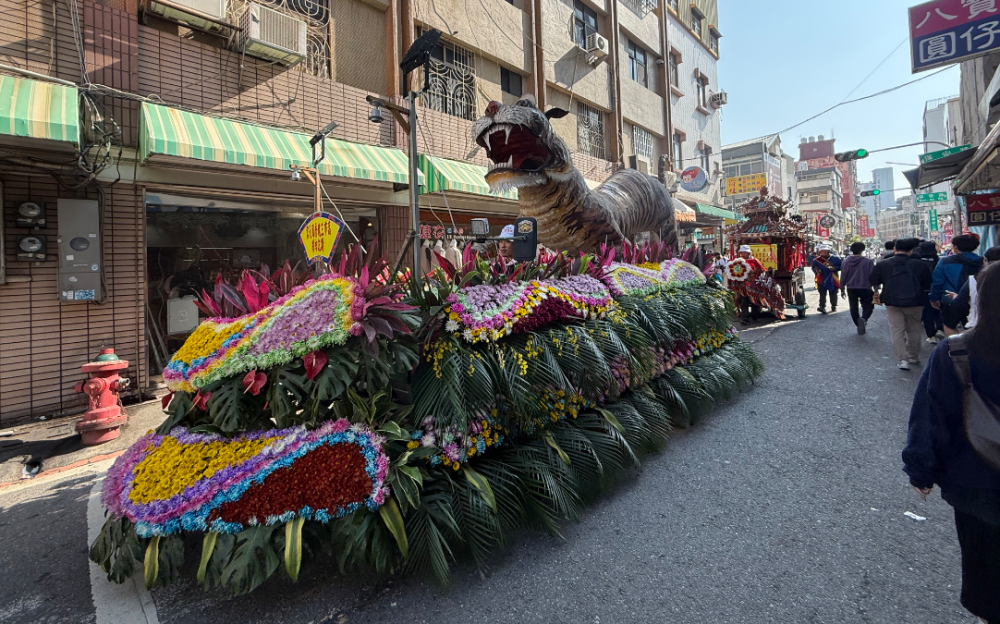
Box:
139;102;410;184
673;198;696;222
419;155;517;200
0;75;78;146
694;202;739;222
955;122;1000;194
904;147;978;191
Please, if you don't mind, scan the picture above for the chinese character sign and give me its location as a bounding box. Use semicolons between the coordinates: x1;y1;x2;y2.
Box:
725;173;768;196
965;192;1000;224
298;212;345;265
929;209;940;231
910;0;1000;72
749;244;778;271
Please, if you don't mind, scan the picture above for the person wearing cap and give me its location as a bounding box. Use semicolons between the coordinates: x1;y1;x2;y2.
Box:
497;224;515;260
734;245;766;325
811;244;842;314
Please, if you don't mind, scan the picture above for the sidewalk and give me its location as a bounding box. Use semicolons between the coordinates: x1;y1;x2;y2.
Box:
0;400;167;487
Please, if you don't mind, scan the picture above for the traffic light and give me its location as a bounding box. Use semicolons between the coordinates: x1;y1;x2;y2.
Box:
860;189;881;197
834;149;869;162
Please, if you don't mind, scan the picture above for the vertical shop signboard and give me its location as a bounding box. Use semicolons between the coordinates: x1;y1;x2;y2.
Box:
749;244;778;271
298;212;345;265
928;208;939;232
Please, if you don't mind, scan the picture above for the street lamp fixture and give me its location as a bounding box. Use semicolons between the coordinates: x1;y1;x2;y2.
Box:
368;104;384;124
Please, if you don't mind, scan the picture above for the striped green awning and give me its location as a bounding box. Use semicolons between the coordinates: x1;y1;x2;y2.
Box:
139;103;409;184
695;203;738;221
419;155;517;200
0;75;78;144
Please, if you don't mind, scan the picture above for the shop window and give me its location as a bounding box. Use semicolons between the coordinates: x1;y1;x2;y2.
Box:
501;68;522;97
627;39;648;88
573;0;598;48
424;35;477;121
578;102;606;159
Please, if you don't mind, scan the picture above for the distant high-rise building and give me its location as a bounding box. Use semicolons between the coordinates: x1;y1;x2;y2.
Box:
872;167;895;212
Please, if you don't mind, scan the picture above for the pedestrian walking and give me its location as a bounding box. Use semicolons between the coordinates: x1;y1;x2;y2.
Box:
918;240;945;344
902;262;1000;624
839;241;875;334
869;237;932;370
733;245;765;325
948;246;1000;331
881;240;896;260
811;244;842;314
931;234;983;335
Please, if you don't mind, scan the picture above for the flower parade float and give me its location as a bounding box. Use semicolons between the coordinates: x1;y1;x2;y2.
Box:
90;240;762;594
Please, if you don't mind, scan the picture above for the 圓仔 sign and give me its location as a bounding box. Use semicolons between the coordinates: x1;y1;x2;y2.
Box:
298;212;345;265
680;166;708;192
725;173;767;196
916;191;949;203
909;0;1000;73
919;144;972;163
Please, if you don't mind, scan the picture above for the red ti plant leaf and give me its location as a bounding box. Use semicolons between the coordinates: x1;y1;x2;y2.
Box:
193;390;212;411
241;370;267;396
436;253;457;281
160;391;175;410
303;350;328;381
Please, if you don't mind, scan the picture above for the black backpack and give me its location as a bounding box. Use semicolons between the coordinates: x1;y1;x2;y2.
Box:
885;257;922;306
949;334;1000;473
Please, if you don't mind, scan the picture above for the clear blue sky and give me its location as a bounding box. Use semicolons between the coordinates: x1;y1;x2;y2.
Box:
717;0;961;194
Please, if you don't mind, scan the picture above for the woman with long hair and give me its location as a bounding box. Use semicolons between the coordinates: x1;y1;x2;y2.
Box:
903;262;1000;623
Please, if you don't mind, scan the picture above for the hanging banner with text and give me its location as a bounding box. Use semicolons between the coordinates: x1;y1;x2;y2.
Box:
909;0;1000;72
725;173;768;196
966;191;1000;225
749;244;778;271
929;208;940;231
298;211;345;265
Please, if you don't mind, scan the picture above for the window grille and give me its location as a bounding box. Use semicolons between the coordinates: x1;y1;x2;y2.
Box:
234;0;331;77
578;102;606;159
710;31;720;54
668;52;679;88
699;148;710;172
620;0;656;18
672;132;683;168
691;8;703;37
667;0;678;11
696;75;707;107
423;36;478;121
633;126;653;160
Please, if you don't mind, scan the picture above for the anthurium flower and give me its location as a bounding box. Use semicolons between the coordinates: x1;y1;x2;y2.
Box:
303;350;328;381
160;391;174;410
193;390;211;411
242;370;267;395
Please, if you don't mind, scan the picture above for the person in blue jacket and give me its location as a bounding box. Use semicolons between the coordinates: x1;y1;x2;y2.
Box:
931;234;983;332
903;262;1000;623
811;244;842;314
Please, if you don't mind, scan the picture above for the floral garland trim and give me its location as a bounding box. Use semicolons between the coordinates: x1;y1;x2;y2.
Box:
444;275;613;343
164;275;362;392
602;259;705;297
101;419;389;537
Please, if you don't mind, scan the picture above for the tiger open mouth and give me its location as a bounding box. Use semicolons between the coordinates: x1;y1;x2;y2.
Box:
476;123;552;173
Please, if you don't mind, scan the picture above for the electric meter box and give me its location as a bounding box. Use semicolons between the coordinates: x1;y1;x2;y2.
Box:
57;199;102;302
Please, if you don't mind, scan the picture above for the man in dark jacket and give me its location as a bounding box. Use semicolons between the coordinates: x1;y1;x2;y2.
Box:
870;238;933;370
918;240;944;344
839;241;875;334
931;234;983;332
880;240;896;261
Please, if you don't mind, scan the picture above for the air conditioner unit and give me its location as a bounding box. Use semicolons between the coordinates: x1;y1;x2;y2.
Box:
240;3;307;66
141;0;232;36
585;33;609;64
628;155;650;174
709;91;727;108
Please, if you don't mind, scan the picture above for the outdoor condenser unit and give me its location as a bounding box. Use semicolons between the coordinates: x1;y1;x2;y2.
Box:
141;0;231;36
240;3;308;66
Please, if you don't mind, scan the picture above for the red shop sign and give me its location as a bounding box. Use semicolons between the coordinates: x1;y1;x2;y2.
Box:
965;192;1000;212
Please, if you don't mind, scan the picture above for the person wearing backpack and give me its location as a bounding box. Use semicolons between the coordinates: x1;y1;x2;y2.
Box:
869;237;933;370
902;262;1000;624
931;234;983;334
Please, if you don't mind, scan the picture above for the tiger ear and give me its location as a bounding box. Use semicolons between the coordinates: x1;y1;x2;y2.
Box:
544;108;569;119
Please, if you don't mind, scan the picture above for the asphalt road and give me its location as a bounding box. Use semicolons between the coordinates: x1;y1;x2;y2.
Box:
0;297;978;624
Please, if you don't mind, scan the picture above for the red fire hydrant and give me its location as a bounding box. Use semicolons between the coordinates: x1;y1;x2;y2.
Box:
74;348;130;445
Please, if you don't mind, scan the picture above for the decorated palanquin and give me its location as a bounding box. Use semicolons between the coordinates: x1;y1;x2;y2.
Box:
91;243;762;595
726;187;809;318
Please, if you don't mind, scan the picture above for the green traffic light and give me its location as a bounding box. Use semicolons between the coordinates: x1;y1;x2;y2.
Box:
871;189;880;195
856;149;868;158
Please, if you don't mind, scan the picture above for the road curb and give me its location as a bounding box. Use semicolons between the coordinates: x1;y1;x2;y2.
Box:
0;450;125;491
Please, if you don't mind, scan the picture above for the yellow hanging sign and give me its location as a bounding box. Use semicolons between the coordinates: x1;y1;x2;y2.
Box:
749;244;778;271
298;212;345;265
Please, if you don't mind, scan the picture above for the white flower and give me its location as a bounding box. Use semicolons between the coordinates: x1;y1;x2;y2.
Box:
445;320;459;332
463;329;474;341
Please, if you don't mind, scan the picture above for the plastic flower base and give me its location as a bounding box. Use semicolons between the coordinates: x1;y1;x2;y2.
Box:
102;419;389;537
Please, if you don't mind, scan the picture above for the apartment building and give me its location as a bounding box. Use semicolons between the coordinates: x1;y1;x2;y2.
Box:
0;0;724;422
796;166;845;246
720;133;784;211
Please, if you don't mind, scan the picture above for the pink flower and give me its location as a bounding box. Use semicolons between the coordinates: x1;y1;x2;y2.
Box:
451;303;465;313
303;350;328;381
242;370;267;396
349;323;364;336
